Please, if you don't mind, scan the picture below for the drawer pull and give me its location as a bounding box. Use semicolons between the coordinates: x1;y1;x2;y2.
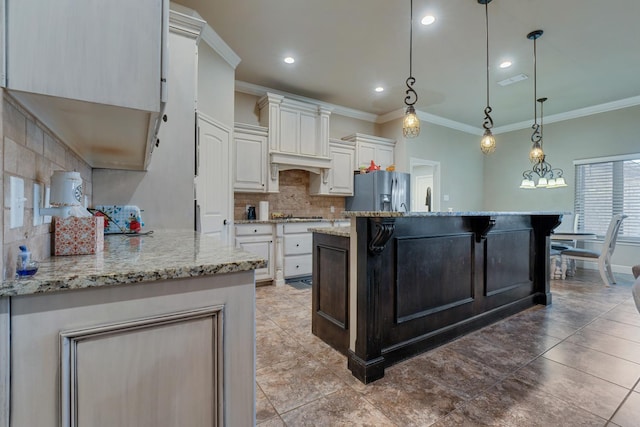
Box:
296;265;299;269
296;243;299;247
254;229;257;233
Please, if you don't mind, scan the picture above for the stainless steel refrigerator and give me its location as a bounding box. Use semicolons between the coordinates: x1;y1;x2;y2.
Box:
345;171;411;212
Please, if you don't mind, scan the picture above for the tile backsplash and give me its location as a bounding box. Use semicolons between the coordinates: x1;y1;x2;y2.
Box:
2;91;92;280
234;170;346;220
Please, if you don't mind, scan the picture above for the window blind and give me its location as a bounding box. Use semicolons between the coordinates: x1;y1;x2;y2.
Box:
574;156;640;241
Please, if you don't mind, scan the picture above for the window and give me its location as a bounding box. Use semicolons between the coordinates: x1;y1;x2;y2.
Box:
574;154;640;241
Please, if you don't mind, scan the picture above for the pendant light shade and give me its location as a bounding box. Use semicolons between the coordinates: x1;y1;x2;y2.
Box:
402;0;420;138
478;0;496;154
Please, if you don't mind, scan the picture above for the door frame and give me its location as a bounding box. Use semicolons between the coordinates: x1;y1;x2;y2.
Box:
409;157;441;212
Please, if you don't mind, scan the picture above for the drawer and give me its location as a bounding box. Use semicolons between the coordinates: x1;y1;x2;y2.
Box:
284;254;312;278
284;234;313;255
235;224;273;236
283;222;325;234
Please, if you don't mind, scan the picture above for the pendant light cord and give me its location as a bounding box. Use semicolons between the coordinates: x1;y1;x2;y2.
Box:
485;2;490;108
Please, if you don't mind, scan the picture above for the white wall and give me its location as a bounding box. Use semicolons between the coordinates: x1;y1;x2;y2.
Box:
380;118;485;212
484;105;640;273
198;43;234;128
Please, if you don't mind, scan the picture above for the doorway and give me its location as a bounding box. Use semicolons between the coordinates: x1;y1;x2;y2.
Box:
410;157;440;212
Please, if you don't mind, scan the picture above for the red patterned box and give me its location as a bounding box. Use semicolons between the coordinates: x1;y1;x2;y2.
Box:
53;216;104;256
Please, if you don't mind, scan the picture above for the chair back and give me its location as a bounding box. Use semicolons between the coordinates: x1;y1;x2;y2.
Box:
603;214;627;257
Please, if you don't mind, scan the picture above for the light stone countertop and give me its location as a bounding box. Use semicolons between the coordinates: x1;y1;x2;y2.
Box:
0;230;266;297
308;226;350;238
342;211;567;217
235;218;348;225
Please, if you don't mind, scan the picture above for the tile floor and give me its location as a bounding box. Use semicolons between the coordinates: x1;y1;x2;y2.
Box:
255;270;640;426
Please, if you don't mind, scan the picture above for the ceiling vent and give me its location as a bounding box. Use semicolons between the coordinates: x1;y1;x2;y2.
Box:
497;73;528;86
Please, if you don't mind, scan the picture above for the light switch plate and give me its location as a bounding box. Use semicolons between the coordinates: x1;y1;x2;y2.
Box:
10;176;25;228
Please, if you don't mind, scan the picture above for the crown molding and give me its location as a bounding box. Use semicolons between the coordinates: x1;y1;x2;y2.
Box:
236;81;640;136
377;108;482;135
169;9;205;39
200;24;241;69
235;81;377;122
494;95;640;134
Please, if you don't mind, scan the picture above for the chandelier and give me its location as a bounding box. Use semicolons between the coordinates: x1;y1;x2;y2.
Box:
519;30;567;189
478;0;496;154
520;97;567;188
402;0;420;138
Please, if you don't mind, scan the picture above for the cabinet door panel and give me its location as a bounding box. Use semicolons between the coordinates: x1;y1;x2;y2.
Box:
234;134;266;191
357;143;376;168
284;234;313;255
279;109;299;153
330;147;355;195
236;238;273;281
284;254;312;278
299;112;318;156
7;0;162;111
376;145;395;170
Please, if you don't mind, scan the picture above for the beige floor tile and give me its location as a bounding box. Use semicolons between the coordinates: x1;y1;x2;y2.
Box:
611;391;640;427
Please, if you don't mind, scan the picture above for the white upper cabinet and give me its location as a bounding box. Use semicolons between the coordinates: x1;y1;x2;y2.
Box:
233;123;268;192
342;133;396;171
2;0;169;170
310;138;355;196
328;139;355;195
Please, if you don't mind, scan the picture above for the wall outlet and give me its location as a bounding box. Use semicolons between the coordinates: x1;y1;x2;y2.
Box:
330;206;335;213
443;194;450;201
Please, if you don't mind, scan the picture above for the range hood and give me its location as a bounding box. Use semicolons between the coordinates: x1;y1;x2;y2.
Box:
269;151;331;178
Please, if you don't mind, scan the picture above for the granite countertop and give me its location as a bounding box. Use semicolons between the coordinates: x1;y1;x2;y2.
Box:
308;226;350;237
235;218;349;224
0;230;266;297
342;211;567;217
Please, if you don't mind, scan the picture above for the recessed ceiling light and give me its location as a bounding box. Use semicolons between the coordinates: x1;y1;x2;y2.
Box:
284;56;295;64
499;61;512;69
421;15;436;26
375;86;384;93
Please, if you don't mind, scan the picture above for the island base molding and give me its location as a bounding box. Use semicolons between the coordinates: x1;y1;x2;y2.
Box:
347;293;542;383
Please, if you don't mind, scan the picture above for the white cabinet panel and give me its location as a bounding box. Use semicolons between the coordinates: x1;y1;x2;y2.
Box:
284;254;312;278
3;0;171;170
329;145;355;195
284;234;313;255
235;224;274;282
343;133;396;171
279;108;299;153
299;111;318;155
234;124;268;192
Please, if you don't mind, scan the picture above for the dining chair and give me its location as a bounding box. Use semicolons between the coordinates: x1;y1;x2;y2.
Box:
561;214;627;286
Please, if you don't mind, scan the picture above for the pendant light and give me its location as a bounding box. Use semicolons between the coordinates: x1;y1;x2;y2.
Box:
478;0;496;154
402;0;420;138
527;30;544;163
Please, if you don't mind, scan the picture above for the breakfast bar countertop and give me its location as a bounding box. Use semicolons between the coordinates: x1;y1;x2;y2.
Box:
0;230;266;297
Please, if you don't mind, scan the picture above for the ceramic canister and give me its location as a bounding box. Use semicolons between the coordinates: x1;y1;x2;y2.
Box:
50;171;83;207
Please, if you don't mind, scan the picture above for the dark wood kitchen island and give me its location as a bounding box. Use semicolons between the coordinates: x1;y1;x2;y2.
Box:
311;211;563;384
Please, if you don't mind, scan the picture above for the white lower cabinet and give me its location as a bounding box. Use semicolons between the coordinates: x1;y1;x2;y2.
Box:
235;224;274;283
274;222;325;284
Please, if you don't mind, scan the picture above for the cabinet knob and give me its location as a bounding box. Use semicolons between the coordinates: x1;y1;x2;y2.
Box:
254;229;257;233
163;114;168;122
296;265;299;269
223;219;228;225
296;243;299;247
155;138;160;147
